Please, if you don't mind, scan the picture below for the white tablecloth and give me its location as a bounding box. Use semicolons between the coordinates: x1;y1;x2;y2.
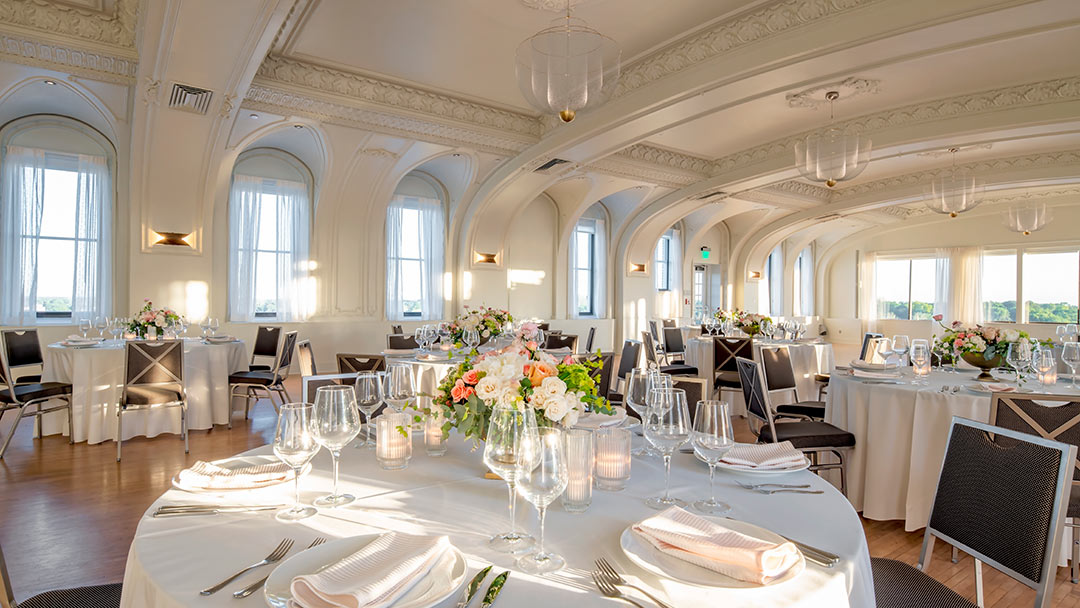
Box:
684;338;835;417
120;435;874;607
40;339;248;444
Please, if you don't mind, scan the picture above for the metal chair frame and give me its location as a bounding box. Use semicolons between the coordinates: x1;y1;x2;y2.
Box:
228;330;296;426
584;327;596;353
301;372;361;403
386;334;419;349
296;339;317;376
545;333;579;352
117;340;188;461
1;329;44;385
336;353;387;374
0;340;73;459
859;331;883;360
714;336;752;401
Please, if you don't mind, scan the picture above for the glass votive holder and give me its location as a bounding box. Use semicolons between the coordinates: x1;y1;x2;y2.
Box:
594;427;631;491
562;429;594;513
376;412;413;470
424;412;448;457
1038;368;1058;387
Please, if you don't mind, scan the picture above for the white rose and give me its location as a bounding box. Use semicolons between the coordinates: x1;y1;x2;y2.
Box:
561;404;580;427
475;377;501;401
482;330;491;338
1003;329;1020;343
497;389;520;408
544;394;568;421
537;376;567;400
154;313;166;327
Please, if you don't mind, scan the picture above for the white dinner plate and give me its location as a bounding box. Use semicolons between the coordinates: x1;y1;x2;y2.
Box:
963;382;1016;395
264;534;468;608
849;360;900;372
573;406;627;430
620;517;805;588
170;455;311;493
710;456;811;476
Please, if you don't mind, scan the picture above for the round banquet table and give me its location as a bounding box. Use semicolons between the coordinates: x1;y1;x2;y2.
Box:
39;338;248;444
120;436;875;607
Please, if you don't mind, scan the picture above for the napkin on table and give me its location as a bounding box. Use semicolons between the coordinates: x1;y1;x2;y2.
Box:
382;348;416;356
632;506;800;585
291;533;450;608
852;369;900;380
176;460;293;489
720;441;805;470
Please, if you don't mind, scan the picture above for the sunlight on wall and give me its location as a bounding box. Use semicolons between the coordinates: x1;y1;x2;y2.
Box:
463;271;473;301
507;269;546;287
443;272;453;301
636;297;646;338
183;281;209;321
299;276;317;319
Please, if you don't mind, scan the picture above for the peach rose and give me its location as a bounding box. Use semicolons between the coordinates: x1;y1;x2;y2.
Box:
462;369;480;385
525;361;558;386
451;379;469;402
562;355;574;365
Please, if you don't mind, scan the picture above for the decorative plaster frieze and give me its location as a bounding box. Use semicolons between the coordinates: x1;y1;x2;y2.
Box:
915;143;993;157
620;143;712;176
142;77;160;105
0;0;138;49
786;77;881;108
768;180;833;201
613;0;884;99
520;0;587;10
359;147;399;160
0;31;135;82
885;185;1080;220
219;94;236;118
585;155;700;188
256;55;542;138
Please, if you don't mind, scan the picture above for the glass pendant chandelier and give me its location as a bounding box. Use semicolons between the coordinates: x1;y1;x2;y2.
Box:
516;2;620;123
924;148;983;218
1003;200;1051;235
794;91;872;187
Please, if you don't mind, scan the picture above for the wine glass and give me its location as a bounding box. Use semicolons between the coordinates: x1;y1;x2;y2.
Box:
208;318;220;337
643;387;692;509
199;318;211;337
109;317;124;343
384;364;414;412
760;319;774;342
1057;325;1068;344
78;318;91;338
691;400;734;515
463;327;480;351
438;322;451;348
892;335;910;365
94;316;108;338
1068;324;1079;343
312;385;361;507
353;372;383;448
273;403;320;521
1062;343;1080;388
483;404;538;554
1034;349;1056;392
910;339;931;385
1007;341;1033;385
624;369;652;457
515;427;569;574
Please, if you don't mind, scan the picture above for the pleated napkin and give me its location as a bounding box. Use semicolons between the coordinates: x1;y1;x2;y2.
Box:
291;533;450;608
632;507;800;585
176;460;293;489
720;441;805;470
851;369;899;379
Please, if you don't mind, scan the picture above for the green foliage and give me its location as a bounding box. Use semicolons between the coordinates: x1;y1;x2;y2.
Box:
36;297;72;312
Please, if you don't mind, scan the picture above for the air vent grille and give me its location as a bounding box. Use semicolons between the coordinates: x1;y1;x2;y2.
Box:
694;191;726;201
168;83;213;115
533;158;570;173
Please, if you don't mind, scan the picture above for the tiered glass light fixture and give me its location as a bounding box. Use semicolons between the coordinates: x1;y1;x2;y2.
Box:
516;2;621;123
1003;200;1052;235
924;148;982;218
794;91;872;187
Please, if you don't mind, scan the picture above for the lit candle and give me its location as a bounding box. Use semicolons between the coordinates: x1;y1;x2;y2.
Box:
424;411;448;457
376;412;413;470
1038;368;1058;387
562;429;594;513
913;359;931;378
594;427;631;491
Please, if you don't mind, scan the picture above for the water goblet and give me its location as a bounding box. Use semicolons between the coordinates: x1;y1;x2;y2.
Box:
1057;325;1068;344
692;400;734;515
1034;349;1057;392
273;403;320;521
385;364;414;412
199;318;211;337
624;369;652;457
312;385;361;507
910;339;931;385
353;372;383;448
208;318;220;337
483;404;538;554
1063;342;1080;388
892;335;910;365
1068;324;1079;343
78;318;91;338
1007;341;1033;385
94;316;108;338
463;327;480;351
515;427;569;574
109;317;124;343
643;387;691;509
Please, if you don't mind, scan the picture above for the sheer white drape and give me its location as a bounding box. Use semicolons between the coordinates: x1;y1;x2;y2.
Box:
943;246;982;324
934;250;951;321
859;251;877;330
568;217;606;319
798;246;814;316
0;146;111;325
228;175;262;322
593;217;607;317
273;178;312;321
768;246;783;318
386;195;444;321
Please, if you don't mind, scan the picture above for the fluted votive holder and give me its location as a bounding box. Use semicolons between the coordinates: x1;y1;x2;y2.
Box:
376;413;412;470
562;429;594;513
424;411;448;456
1038;368;1058;388
594;427;631;491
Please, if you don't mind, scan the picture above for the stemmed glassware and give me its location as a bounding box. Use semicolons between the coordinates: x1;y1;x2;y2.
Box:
273;403;320;521
691;400;734;515
94;316;108;338
1057;325;1068;344
515;427;569;574
208;318;220;337
1034;349;1056;392
1007;341;1033;385
463;327;480;351
760;320;774;342
1068;324;1079;343
199;318;211;337
438;323;452;348
909;339;931;385
109;317;124;343
892;335;910;365
385;364;414;412
624;370;652;457
644;387;692;510
483;404;538;554
78;318;91;338
353;372;383;448
1063;342;1080;388
312;386;361;507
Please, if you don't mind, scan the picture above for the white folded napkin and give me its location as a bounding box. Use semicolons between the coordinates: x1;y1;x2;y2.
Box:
544;347;573;354
720;441;805;470
291;533;450;608
574;407;626;429
382;348;416;356
850;359;896;371
206;335;234;342
852;369;899;379
416;353;443;362
176;460;294;489
632;507;800;585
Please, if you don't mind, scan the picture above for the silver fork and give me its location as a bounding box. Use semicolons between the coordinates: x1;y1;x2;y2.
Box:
753;488;824;495
595;558;673;608
735;482;811;490
591;572;647;608
199;538;294;596
232;537;326;598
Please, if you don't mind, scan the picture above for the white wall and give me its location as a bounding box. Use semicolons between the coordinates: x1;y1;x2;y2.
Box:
506;196;557;319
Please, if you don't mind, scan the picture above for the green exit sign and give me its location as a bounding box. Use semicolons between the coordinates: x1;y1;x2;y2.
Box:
701;248;711;259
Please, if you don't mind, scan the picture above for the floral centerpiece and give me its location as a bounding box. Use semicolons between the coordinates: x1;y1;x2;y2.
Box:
714;309;771;337
931;314;1042;380
427;336;612;442
447;305;513;347
127;299;180;338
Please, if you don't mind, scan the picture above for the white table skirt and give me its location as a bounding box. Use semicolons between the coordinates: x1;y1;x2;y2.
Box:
39;339;248;444
120;435;874;607
684;339;834;417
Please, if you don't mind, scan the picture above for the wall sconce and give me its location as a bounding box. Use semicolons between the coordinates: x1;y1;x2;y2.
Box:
154;231;193;247
748;270;762;280
473;251;497;264
629;263;646;273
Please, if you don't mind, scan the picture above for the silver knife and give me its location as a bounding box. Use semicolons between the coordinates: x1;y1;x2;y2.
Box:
455;565;492;608
152;505;281;517
480;571;509;608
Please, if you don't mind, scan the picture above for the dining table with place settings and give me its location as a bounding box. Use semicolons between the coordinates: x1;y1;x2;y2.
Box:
38;336;248;444
120;432;875;607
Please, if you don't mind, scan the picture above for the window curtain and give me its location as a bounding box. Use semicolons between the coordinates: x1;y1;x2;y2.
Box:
943;246;982;324
568;218;606;319
273;178;311;322
386;195;444;321
934;250;951;322
72;154;111;320
859;251;878;331
0;146;46;325
228;175;262;322
768;246;783;318
799;246;814;317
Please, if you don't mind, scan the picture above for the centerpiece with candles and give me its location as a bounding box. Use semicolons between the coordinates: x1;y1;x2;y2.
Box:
127;299;181;339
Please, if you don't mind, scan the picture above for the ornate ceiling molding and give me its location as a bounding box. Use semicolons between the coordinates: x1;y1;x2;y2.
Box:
711;76;1080;175
768;180;834;201
613;0;885;99
255;55;542;138
915;142;993;157
586;155;699;188
887;185;1080;220
619;143;712;176
786;77;881;108
0;31;135;82
520;0;587;10
0;0;138;50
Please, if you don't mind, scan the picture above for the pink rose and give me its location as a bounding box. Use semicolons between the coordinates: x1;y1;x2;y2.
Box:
954;339;964;348
526;340;539;350
932;314;943;321
562;355;574;365
462;369;480;385
450;379;469;402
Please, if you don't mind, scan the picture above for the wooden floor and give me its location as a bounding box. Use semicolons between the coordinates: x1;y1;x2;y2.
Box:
3;377;1080;606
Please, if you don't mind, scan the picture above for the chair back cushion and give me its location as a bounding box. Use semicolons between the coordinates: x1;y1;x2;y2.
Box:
337;353;387;373
714;337;752;373
859;332;883;360
387;334;419;349
662;327;685;353
736;356;770;425
2;329;42;368
390;324;403;334
125;340;184;386
641;332;658;365
546;334;578;351
673;377;707;419
253;326;282;358
297;340;317;376
649;320;659;341
662;319;676;328
272;331;298;378
616;340;641;380
760;346;797;392
585;327;596;353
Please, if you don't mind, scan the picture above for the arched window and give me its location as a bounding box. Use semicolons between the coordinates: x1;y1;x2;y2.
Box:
654;228;680;293
228;149;313;322
793;245;814;316
761;244;783;317
569;204;607;318
0;116;114;324
386;173;445;320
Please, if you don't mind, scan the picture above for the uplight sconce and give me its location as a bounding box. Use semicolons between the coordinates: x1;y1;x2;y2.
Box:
629;263;646;273
748;270;762;280
474;251;498;264
154;231;193;247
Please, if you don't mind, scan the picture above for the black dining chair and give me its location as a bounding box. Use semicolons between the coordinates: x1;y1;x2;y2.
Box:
386;334;419;349
249;326;282;372
1;329;45;384
662;319;676;328
0;341;73;459
641;331;696;376
337;353;387;374
390;324;403;335
759;346;825;420
228;330;297;425
1;538;121;608
117;340;187;461
714;336;752;401
662;327;688;364
584;327;596;353
607;340;641;405
545;333;578;352
871;417;1073;608
859;331;883;360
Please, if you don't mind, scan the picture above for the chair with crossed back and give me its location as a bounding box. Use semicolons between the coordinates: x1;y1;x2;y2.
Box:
713;337;752;400
249;326;282;372
2;330;44;384
390;324;403;335
336;353;387;386
1;537;121;608
641;331;697;376
537;322;550;332
736;356;854;493
759;346;825;420
117;340;187;461
0;333;73;459
228;330;297;425
297;340;317;376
